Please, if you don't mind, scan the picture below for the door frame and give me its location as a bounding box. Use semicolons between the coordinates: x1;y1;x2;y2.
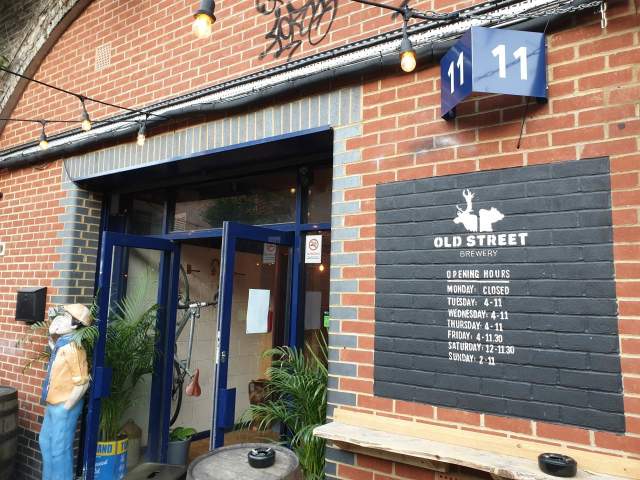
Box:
83;232;181;479
210;222;295;448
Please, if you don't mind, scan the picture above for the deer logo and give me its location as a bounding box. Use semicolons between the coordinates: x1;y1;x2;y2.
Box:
453;189;504;233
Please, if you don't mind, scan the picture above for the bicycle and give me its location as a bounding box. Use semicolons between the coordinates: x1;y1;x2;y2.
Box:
170;266;217;426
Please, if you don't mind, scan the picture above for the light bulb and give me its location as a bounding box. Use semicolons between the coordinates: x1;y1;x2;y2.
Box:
39;124;49;150
81;119;92;132
319;264;325;272
193;13;213;39
137;121;147;147
400;49;417;73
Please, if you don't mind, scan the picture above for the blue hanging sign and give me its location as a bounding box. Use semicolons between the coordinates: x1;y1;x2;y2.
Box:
441;26;547;118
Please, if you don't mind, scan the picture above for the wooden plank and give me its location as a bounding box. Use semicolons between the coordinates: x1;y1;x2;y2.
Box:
332;440;450;473
315;422;627;480
330;409;639;479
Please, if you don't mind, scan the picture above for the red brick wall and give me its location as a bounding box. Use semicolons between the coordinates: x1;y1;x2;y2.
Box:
0;0;638;478
0;0;477;150
0;161;65;477
329;1;640;474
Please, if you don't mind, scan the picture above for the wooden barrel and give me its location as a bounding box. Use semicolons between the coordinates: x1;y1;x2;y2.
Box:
187;443;302;480
0;387;18;480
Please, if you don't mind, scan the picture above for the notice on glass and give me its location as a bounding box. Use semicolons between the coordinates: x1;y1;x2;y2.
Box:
246;289;270;334
305;235;322;263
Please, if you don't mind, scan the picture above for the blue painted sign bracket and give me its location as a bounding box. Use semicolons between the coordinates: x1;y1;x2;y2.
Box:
441;26;548;120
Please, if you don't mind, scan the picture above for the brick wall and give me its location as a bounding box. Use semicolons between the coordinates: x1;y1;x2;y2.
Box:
0;0;637;478
0;0;477;150
0;160;101;479
325;1;640;477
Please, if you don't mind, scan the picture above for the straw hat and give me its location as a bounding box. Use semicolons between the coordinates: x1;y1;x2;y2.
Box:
64;304;92;326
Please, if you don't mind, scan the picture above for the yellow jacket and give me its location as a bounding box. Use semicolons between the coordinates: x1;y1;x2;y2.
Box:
45;342;90;405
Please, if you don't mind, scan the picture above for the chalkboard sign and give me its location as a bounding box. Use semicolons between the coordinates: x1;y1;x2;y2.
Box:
375;157;624;432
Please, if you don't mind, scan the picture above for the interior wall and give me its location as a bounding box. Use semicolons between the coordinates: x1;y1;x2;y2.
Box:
172;245;219;432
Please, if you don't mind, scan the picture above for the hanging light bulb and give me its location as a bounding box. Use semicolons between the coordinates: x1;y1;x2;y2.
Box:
399;29;417;73
193;0;215;39
136;120;146;147
39;122;49;150
79;96;92;131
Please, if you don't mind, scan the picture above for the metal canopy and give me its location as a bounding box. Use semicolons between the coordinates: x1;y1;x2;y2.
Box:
73;126;333;192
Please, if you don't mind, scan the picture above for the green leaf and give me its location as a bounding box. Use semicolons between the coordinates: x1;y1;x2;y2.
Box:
240;331;328;478
169;427;197;441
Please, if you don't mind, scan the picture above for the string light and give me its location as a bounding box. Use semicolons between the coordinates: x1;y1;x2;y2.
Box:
39;122;49;150
79;96;92;132
136;118;147;147
399;28;416;73
193;0;215;39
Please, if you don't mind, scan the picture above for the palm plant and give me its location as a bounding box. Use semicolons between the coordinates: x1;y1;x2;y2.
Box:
241;334;328;480
74;288;159;441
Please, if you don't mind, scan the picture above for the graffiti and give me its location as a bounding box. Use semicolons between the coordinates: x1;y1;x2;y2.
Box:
256;0;338;60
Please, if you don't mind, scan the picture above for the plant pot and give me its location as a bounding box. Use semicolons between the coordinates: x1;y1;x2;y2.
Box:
167;439;191;466
95;436;128;480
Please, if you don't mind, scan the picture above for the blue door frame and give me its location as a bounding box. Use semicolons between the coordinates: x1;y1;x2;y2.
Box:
86;160;331;472
83;232;181;480
211;222;295;448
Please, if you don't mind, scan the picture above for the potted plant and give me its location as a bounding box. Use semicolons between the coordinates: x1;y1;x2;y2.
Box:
85;290;160;479
167;426;197;466
241;334;328;480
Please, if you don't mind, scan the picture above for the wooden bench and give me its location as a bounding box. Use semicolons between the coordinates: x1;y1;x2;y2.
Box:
314;412;636;480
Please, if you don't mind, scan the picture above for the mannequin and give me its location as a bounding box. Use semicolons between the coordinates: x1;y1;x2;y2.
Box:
39;304;92;480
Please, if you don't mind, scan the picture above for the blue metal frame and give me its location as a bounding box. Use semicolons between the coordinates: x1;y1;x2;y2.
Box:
90;162;332;467
211;222;295;448
83;232;180;480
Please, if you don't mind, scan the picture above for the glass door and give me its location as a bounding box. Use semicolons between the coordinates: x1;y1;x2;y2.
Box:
212;222;294;448
83;232;181;479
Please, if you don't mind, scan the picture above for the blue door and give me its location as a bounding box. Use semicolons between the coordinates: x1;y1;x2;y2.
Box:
83;232;181;479
211;222;294;448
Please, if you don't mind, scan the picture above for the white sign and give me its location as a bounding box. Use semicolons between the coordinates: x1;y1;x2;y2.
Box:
246;289;270;334
433;189;528;249
262;243;276;264
305;235;322;264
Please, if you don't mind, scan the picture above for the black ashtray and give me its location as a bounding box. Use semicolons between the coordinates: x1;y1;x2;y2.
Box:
248;447;276;468
538;453;577;477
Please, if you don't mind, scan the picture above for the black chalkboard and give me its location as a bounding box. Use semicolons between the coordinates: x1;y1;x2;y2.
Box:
374;157;625;432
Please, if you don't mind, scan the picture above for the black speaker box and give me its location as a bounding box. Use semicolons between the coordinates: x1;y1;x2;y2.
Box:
16;287;47;324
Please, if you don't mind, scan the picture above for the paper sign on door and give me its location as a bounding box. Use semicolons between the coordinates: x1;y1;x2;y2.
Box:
305;235;322;263
246;289;270;334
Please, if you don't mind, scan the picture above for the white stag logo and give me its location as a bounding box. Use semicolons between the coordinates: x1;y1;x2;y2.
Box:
453;189;504;233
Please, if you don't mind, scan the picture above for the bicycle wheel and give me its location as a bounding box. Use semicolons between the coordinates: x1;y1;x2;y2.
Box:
170;359;184;426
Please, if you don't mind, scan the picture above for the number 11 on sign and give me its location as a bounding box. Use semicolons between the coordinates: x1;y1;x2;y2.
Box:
447;51;464;94
491;44;528;80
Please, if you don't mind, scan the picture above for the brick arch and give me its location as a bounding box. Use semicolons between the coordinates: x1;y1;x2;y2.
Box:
0;0;92;135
